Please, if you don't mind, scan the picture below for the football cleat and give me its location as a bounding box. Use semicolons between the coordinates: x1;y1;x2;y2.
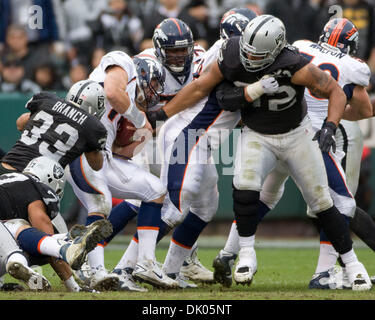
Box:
133;260;179;289
370;276;375;285
60;220;113;270
212;249;238;288
73;260;92;287
112;268;148;292
67;224;87;240
233;247;257;285
6;261;51;291
180;246;214;283
345;261;372;291
90;268;120;291
167;273;198;289
308;266;351;290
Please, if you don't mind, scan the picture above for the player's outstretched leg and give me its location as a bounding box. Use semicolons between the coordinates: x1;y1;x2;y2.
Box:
6;253;51;291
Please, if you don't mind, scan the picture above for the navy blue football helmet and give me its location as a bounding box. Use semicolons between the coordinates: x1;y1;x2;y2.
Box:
318;18;359;55
133;55;166;110
220;7;258;39
152;18;194;78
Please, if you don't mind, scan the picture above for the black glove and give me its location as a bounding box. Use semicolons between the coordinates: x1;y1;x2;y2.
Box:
313;121;337;153
146;109;168;129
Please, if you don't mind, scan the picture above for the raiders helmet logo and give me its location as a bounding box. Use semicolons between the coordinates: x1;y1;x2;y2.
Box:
53;164;64;179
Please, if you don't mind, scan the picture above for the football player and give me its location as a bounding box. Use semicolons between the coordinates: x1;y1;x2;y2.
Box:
111;18;214;287
66;50;179;291
0;156;112;291
132;11;255;286
213;18;375;290
148;14;372;291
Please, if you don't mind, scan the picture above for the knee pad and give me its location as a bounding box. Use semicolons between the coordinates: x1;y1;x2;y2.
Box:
3;219;31;237
233;188;259;216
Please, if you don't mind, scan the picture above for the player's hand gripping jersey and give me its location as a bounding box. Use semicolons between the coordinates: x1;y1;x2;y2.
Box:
293;39;371;130
3;92;107;171
218;37;310;134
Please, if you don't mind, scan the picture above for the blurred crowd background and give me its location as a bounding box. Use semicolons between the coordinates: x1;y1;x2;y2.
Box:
0;0;374;226
2;0;375;94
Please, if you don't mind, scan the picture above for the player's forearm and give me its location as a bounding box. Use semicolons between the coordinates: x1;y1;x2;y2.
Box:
105;87;130;114
163;81;209;117
85;150;103;171
326;88;347;126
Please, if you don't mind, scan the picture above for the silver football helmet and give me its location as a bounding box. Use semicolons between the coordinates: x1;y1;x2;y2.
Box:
240;15;287;72
66;80;106;119
23;156;66;199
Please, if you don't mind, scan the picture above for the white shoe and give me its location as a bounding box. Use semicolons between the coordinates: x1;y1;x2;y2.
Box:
180;246;214;283
345;261;372;291
6;261;51;291
60;220;113;270
308;266;351;290
167;272;198;289
133;260;179;289
233;247;257;285
73;260;92;287
90;268;119;291
112;268;148;292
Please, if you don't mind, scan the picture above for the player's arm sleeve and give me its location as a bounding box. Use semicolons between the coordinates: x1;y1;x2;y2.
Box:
288;49;310;75
343;62;371;100
216;80;251;111
87;124;108;151
101;51;135;76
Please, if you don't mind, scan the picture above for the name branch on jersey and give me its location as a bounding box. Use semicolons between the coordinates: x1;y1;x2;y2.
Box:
51;101;88;125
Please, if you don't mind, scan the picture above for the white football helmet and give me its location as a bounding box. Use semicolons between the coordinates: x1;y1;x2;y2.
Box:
240;15;287;72
66;80;106;119
23;156;66;199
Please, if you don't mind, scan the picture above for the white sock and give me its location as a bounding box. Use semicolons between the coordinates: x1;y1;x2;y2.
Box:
39;236;63;258
88;245;105;271
115;238;138;270
137;228;158;262
163;240;190;275
6;252;28;269
64;275;81;292
223;222;240;254
239;235;255;250
340;249;358;266
315;243;339;274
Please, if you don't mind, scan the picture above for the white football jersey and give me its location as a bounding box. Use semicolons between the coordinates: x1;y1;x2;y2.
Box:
178;38;241;150
89;51;138;156
293;40;371;129
136;44;206;112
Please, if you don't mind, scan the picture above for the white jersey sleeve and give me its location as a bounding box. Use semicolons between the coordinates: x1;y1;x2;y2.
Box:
293;39;371;129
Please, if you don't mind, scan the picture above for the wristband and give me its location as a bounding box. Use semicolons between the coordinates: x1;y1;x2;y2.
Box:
245;81;265;101
122;103;146;128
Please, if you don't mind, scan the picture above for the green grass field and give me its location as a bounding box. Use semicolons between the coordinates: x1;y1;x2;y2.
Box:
1;243;375;300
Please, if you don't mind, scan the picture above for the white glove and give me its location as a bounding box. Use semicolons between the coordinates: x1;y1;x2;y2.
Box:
260;75;279;94
245;75;279;101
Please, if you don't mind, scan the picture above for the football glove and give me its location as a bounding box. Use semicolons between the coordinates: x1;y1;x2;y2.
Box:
146;109;168;129
313;121;337;153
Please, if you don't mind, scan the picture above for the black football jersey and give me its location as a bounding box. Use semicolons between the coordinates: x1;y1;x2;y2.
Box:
0;172;59;221
218;37;310;134
3;92;107;171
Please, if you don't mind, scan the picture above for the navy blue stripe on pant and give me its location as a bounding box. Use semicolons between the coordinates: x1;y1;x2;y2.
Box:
167;89;221;211
322;152;352;198
69;156;101;194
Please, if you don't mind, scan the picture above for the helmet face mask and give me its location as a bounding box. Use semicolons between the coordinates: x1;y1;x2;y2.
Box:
66;80;106;119
239;15;286;72
134;56;166;110
23;156;66;199
220;7;258;40
318;18;359;56
152;18;194;77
